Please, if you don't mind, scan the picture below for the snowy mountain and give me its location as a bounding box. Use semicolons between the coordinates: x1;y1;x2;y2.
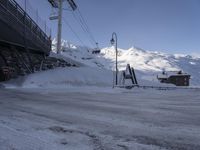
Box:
52;40;200;86
6;39;198;88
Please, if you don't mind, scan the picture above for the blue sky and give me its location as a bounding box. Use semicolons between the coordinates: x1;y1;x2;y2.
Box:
16;0;200;54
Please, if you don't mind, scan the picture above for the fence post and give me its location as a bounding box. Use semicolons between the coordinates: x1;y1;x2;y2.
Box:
45;21;47;34
6;0;8;9
36;9;38;24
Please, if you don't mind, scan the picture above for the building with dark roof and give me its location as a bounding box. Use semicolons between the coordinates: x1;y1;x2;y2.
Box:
157;71;191;86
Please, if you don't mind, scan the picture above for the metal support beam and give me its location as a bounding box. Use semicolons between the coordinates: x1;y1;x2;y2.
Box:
57;0;63;54
48;0;78;54
110;32;118;86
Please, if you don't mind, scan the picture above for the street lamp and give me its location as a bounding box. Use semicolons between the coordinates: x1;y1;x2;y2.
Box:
110;32;118;86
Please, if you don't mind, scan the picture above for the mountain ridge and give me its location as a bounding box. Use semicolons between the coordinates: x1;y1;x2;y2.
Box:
52;40;200;86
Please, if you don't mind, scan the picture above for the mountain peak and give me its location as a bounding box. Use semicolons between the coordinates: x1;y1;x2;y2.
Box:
51;39;200;85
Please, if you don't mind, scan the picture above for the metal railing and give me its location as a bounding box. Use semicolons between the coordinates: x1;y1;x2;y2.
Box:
0;0;51;53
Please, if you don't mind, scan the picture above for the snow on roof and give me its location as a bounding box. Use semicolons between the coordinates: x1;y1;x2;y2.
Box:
157;71;190;79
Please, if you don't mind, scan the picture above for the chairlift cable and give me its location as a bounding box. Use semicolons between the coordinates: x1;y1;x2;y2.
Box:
48;0;98;48
71;6;97;47
63;17;88;48
76;8;97;44
72;12;95;47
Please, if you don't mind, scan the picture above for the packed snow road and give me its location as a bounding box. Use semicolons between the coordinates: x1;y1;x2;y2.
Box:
0;88;200;150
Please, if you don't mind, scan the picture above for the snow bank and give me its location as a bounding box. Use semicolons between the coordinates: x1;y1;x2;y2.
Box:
5;67;113;88
4;66;168;89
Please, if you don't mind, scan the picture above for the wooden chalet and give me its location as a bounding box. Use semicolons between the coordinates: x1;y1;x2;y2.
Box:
157;71;191;86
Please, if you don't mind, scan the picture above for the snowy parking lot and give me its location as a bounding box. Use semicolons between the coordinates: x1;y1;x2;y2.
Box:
0;87;200;150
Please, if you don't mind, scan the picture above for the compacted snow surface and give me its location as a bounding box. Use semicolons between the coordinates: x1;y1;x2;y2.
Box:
0;88;200;150
1;41;200;149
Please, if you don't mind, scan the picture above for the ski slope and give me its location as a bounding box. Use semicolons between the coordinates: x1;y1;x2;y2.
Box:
51;40;200;86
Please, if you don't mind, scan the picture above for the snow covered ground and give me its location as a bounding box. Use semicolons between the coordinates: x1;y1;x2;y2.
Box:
4;67;113;88
3;66;172;89
0;88;200;150
1;41;200;150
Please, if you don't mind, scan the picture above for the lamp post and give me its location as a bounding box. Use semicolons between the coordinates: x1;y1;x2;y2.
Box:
110;32;118;86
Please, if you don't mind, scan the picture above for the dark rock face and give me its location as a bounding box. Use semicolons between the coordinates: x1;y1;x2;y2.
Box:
0;84;5;88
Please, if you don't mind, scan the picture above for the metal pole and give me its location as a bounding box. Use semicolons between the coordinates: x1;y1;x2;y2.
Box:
24;0;27;51
112;32;118;85
36;9;38;24
45;21;47;34
24;0;33;73
57;0;63;54
115;34;118;85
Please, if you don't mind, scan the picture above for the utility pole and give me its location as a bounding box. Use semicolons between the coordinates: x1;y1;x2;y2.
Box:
48;0;77;54
57;0;63;54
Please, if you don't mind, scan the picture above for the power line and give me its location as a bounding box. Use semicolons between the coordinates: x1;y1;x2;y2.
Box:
62;17;88;48
77;8;97;43
71;7;97;47
48;0;98;49
72;12;95;47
